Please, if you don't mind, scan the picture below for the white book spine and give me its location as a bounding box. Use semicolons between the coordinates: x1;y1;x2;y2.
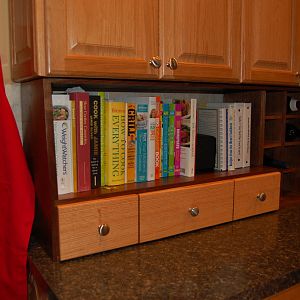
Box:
219;108;227;171
147;97;157;181
52;94;74;195
188;99;197;176
243;103;251;167
234;103;244;169
227;105;235;171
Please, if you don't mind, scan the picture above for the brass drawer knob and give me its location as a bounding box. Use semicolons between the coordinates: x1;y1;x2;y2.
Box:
295;72;300;77
256;192;267;202
98;224;110;236
166;57;178;70
189;207;199;217
149;56;162;69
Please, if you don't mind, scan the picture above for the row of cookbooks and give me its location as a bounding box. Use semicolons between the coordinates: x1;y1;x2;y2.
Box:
52;89;251;195
52;90;197;195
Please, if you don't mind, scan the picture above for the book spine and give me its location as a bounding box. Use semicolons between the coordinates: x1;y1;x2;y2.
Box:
162;103;169;177
147;98;157;181
124;103;128;183
180;99;196;177
99;92;105;186
155;98;161;179
243;103;251;167
52;94;74;195
71;100;77;192
219;108;227;171
126;103;136;183
70;92;91;192
226;106;235;171
105;101;125;186
234;103;244;169
168;103;175;177
188;99;197;177
136;103;148;182
174;103;181;176
89;95;101;189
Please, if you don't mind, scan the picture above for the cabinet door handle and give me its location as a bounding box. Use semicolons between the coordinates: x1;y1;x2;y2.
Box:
189;207;199;217
98;224;110;236
149;56;162;69
256;192;267;202
166;57;178;70
295;72;300;77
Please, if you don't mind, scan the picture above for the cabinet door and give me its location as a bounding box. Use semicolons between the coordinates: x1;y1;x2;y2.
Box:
161;0;241;82
233;172;281;220
45;0;159;79
139;180;234;243
57;195;138;260
242;0;300;85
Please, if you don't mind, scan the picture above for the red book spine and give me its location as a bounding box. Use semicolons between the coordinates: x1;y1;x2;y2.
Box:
70;92;91;192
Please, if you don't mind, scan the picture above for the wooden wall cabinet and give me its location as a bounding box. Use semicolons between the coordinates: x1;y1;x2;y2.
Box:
242;0;300;85
10;0;241;83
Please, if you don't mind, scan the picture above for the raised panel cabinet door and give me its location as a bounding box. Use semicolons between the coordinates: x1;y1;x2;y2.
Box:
139;180;234;243
160;0;241;82
44;0;159;79
9;0;36;80
57;195;138;260
242;0;300;85
233;172;281;220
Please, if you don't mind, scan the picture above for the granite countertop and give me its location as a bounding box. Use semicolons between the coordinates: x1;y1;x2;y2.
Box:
29;205;300;300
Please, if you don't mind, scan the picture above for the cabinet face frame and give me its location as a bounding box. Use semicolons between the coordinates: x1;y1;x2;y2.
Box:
242;0;300;85
160;0;241;83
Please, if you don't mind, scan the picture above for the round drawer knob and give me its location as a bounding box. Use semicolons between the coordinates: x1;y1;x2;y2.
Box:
149;56;162;69
166;57;178;70
189;207;199;217
256;192;267;202
98;224;110;236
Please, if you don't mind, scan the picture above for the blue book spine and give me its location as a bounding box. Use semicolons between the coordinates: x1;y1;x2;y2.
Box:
136;103;148;182
162;103;169;177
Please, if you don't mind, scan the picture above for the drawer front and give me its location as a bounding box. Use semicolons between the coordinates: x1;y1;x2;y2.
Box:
57;195;138;260
233;172;281;220
139;180;234;243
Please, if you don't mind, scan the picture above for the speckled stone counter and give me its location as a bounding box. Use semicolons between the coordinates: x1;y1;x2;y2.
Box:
29;205;300;300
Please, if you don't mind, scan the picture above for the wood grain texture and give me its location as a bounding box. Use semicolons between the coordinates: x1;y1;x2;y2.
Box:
161;0;241;82
233;172;281;220
242;0;300;85
139;180;234;243
57;194;138;260
44;0;159;79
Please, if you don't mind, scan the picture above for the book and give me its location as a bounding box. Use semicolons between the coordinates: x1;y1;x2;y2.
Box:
243;103;251;167
155;98;162;179
69;92;91;192
70;99;77;192
206;102;235;171
125;103;136;183
89;95;101;188
161;103;169;177
197;108;227;171
52;94;74;195
105;101;126;186
136;103;148;182
176;99;197;177
147;98;157;181
168;103;175;176
174;103;182;176
233;103;244;169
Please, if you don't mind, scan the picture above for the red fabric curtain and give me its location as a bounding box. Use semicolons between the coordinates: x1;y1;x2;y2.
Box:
0;59;35;299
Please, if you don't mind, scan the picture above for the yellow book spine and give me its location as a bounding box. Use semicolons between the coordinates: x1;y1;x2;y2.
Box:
126;103;136;183
105;101;125;186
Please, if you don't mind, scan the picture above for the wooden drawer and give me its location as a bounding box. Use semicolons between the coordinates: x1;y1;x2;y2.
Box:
139;180;234;243
57;195;138;260
233;172;281;220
